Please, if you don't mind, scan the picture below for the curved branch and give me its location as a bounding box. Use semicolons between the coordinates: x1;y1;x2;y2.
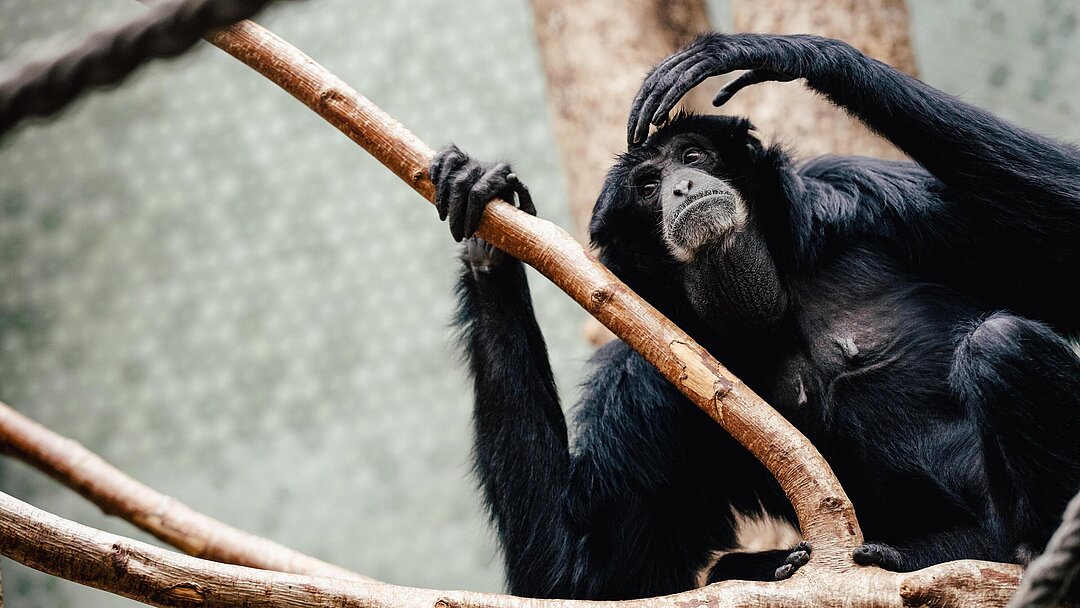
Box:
202;17;859;558
0;400;367;581
0;490;1023;608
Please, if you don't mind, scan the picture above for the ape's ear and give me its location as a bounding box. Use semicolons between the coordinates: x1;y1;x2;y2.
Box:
588;174;622;249
738;120;766;157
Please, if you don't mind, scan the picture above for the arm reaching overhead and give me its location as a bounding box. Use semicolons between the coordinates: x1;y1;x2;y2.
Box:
629;33;1080;330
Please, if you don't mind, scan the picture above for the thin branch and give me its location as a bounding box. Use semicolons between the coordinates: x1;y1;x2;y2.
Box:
202;16;860;560
0;490;1024;608
0;400;368;581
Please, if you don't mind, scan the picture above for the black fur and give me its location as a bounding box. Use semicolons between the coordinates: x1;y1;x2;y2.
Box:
430;33;1080;600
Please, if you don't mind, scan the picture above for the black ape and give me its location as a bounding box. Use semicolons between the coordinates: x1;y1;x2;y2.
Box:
429;33;1080;600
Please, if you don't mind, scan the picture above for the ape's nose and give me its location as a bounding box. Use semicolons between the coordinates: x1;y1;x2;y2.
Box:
673;179;693;197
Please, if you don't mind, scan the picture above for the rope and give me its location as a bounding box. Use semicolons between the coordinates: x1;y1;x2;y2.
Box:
0;0;291;137
1008;489;1080;607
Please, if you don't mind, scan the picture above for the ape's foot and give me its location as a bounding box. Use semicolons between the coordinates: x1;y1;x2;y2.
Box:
853;543;904;570
464;236;506;279
774;541;812;580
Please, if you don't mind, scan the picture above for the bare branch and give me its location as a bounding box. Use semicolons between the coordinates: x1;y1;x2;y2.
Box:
0;490;1024;608
0;400;367;581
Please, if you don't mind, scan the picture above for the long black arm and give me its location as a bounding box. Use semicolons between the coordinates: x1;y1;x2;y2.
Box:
629;33;1080;329
454;247;575;597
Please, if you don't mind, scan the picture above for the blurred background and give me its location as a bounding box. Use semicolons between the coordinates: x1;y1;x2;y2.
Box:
0;0;1077;605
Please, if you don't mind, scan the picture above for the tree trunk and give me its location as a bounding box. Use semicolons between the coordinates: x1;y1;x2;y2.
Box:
723;0;917;159
529;0;712;242
530;0;712;345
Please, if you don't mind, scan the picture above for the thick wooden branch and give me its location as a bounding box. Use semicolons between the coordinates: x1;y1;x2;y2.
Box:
0;490;1023;608
0;400;366;581
204;16;860;562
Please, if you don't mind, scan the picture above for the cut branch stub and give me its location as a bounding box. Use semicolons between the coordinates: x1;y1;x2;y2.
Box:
205;20;859;556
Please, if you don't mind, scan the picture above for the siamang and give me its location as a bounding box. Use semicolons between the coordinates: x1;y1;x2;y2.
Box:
429;33;1080;600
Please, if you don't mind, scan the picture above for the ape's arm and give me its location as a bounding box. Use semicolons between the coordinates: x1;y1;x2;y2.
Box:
434;147;787;598
630;33;1080;203
453;243;576;597
630;34;1080;330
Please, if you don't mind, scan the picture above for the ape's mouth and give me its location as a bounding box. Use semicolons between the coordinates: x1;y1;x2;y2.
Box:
662;185;745;262
671;189;735;228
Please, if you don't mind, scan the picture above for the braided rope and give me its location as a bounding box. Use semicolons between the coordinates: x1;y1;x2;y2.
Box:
0;0;291;137
1008;489;1080;607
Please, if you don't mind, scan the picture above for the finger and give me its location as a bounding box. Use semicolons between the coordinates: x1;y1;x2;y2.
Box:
774;564;794;581
647;56;718;128
628;46;703;145
448;164;483;241
507;173;535;216
633;52;708;144
465;163;512;238
429;144;461;184
712;69;789;106
786;550;810;568
434;151;468;222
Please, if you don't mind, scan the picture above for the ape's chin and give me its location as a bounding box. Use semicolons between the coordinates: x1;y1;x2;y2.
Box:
662;189;748;262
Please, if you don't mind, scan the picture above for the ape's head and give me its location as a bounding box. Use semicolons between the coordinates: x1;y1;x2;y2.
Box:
589;115;793;338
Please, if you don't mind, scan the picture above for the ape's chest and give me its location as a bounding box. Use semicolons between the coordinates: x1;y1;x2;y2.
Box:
798;285;971;385
782;273;984;434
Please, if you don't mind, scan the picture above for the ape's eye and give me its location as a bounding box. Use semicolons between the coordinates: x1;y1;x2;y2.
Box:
641;180;659;198
683;148;705;164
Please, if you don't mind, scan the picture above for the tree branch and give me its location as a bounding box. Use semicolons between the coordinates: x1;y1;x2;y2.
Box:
0;490;1023;608
0;400;367;581
202;15;861;561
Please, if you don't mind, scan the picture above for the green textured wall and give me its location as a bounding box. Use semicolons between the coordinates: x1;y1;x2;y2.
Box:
0;1;1077;606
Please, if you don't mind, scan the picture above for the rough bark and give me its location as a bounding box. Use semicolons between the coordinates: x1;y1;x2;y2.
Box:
723;0;917;159
529;0;712;242
0;490;1024;608
0;400;366;582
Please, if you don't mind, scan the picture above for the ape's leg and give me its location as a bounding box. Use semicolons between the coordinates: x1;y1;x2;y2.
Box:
565;340;791;597
851;525;1007;571
708;542;811;582
950;312;1080;559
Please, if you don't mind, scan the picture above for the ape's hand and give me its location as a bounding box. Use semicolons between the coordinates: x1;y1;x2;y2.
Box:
429;145;535;242
628;33;852;145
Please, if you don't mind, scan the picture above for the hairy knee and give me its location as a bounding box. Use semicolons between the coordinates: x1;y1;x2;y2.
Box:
954;312;1055;365
952;311;1078;401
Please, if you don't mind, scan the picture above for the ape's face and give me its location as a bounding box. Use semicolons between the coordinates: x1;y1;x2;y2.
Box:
631;131;750;262
589;115;788;336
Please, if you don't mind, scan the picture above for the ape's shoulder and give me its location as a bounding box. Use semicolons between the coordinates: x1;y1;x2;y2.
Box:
788;154;948;263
